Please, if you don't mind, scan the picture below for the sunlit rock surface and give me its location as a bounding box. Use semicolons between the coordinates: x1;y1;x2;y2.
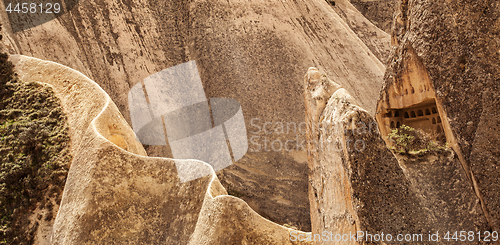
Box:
380;0;500;232
12;54;312;244
305;68;490;244
1;0;390;230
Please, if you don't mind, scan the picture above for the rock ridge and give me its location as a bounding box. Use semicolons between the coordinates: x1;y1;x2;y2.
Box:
12;54;312;244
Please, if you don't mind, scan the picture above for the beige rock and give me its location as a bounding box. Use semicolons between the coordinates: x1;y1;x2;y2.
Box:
304;70;424;244
379;0;500;233
1;0;390;230
305;69;489;244
12;54;312;244
348;0;396;34
327;0;392;62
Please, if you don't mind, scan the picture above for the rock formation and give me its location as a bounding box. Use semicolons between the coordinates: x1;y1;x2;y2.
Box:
3;0;498;243
12;54;313;244
303;0;499;243
378;0;500;233
348;0;395;34
1;0;390;230
326;0;392;62
304;67;490;244
0;50;71;244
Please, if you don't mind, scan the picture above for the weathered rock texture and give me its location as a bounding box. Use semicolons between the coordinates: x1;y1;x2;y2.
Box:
1;0;390;230
305;68;423;244
12;54;312;244
348;0;396;34
326;0;392;62
0;51;71;244
305;68;490;244
396;151;489;238
379;0;500;232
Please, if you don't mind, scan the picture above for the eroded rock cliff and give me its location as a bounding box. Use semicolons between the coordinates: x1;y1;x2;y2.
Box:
12;54;313;244
379;0;500;232
304;67;490;244
1;0;390;230
348;0;395;34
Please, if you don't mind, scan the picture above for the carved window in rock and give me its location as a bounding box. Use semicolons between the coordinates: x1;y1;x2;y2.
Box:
382;101;446;143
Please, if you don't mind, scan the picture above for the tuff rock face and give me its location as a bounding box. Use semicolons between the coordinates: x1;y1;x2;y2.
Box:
1;0;389;231
2;0;498;243
378;0;500;232
304;68;490;244
303;0;499;243
348;0;396;34
325;0;392;62
12;54;313;244
396;151;489;236
304;68;425;243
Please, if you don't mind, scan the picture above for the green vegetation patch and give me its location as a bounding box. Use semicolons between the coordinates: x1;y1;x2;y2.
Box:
0;53;71;244
388;124;447;154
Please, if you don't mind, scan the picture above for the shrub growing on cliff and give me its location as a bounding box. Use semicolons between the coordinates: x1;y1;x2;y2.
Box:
0;53;71;244
388;125;433;153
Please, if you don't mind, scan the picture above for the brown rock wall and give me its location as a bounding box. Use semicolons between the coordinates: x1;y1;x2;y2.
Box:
13;54;313;244
381;0;500;232
1;0;390;230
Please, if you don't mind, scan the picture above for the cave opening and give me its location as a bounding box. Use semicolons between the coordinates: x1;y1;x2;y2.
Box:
383;99;446;144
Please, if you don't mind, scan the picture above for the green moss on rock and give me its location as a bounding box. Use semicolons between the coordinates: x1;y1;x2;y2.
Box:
0;55;71;244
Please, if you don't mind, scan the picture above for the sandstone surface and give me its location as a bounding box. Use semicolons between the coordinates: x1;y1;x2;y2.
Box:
378;0;500;232
12;54;312;244
305;67;490;244
327;0;392;62
348;0;395;34
1;0;390;229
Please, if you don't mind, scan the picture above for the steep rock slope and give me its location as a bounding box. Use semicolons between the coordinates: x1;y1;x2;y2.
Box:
304;68;489;244
378;0;500;231
327;0;392;62
348;0;395;34
1;0;390;229
12;54;312;244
